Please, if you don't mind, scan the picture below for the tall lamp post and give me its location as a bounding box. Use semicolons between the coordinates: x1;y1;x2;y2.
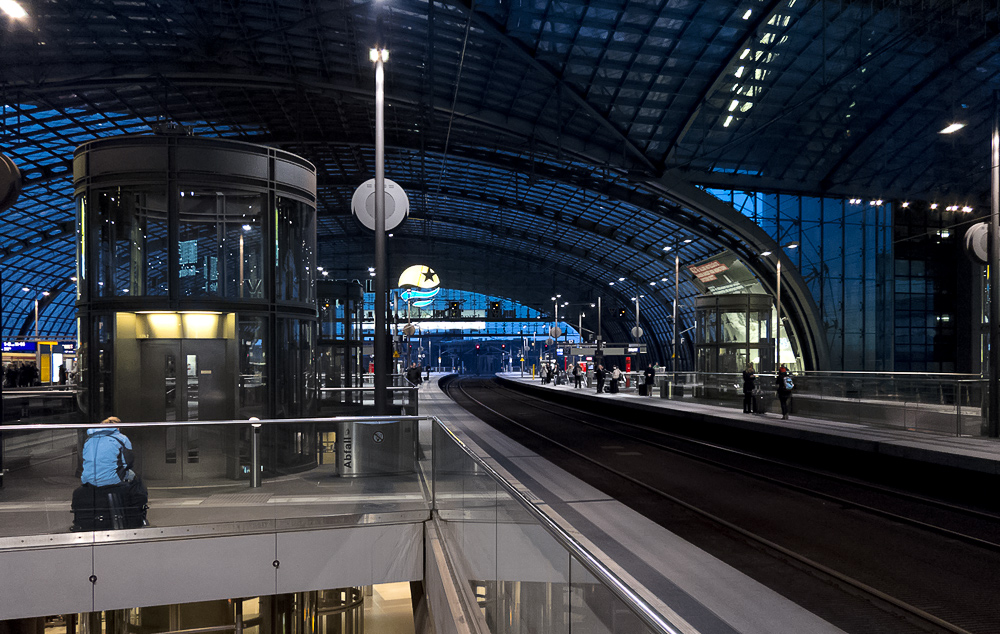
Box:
760;241;799;372
663;239;693;389
371;46;389;415
989;91;1000;437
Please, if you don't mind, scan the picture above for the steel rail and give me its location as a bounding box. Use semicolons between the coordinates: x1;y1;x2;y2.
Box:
494;381;1000;550
451;378;976;634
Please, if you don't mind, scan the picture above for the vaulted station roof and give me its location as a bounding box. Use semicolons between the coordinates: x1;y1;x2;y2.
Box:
1;0;998;367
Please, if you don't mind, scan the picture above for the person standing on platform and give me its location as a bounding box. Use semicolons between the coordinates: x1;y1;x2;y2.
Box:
643;364;656;397
406;363;421;387
572;363;582;389
610;365;622;393
742;363;756;413
595;364;606;394
776;364;793;419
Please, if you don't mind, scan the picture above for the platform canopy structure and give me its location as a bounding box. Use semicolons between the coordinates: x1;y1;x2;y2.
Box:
1;1;998;370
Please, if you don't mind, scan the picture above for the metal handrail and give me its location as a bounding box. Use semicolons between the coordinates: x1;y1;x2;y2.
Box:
319;386;415;392
433;419;683;634
0;415;426;432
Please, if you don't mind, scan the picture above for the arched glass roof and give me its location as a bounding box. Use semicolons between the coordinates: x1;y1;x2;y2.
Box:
1;0;998;367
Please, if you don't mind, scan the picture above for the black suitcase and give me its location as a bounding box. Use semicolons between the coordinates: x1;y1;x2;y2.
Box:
72;482;148;531
638;384;647;396
752;389;769;414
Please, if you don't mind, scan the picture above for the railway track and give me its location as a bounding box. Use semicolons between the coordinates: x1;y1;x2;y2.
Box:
444;376;1000;634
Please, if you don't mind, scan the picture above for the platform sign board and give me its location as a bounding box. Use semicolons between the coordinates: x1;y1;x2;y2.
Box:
3;341;36;353
686;250;765;296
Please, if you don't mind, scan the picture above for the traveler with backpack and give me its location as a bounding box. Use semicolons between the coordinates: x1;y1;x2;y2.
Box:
776;365;793;419
71;418;148;530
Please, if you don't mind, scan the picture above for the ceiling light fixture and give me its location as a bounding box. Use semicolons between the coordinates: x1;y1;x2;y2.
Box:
939;123;965;134
0;1;27;19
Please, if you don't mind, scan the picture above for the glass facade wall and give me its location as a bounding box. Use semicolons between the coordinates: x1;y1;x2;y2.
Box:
707;189;893;371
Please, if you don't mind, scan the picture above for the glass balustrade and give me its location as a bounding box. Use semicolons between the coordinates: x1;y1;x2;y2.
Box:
689;372;986;436
0;414;682;633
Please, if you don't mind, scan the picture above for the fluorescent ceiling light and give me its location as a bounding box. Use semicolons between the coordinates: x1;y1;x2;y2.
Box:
0;1;27;18
939;123;965;134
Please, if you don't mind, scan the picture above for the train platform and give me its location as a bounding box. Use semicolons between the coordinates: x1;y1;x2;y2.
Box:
495;372;1000;476
421;376;847;634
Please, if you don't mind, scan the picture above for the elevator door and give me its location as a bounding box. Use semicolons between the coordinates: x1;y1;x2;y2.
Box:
140;339;233;421
138;339;233;480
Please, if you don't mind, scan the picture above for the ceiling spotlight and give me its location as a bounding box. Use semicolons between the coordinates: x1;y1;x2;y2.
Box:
963;206;973;212
663;246;673;252
930;203;938;210
901;202;910;208
0;1;27;19
939;123;965;134
618;277;625;281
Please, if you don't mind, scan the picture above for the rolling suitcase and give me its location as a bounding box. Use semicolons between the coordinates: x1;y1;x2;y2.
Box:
72;481;148;531
752;389;768;414
638;384;647;396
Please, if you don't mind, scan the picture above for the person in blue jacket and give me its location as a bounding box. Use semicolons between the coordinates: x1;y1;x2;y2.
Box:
81;419;135;486
72;417;147;530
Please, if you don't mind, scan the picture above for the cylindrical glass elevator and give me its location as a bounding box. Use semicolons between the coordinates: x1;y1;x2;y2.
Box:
73;132;318;479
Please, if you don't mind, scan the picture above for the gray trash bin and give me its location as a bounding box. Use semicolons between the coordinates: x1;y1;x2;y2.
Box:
336;419;417;477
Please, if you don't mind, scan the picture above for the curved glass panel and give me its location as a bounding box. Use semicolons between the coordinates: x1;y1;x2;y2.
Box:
275;197;316;303
178;188;264;299
94;187;168;297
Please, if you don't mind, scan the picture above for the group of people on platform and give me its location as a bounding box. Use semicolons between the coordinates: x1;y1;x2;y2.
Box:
741;362;793;419
3;361;41;387
542;358;796;419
